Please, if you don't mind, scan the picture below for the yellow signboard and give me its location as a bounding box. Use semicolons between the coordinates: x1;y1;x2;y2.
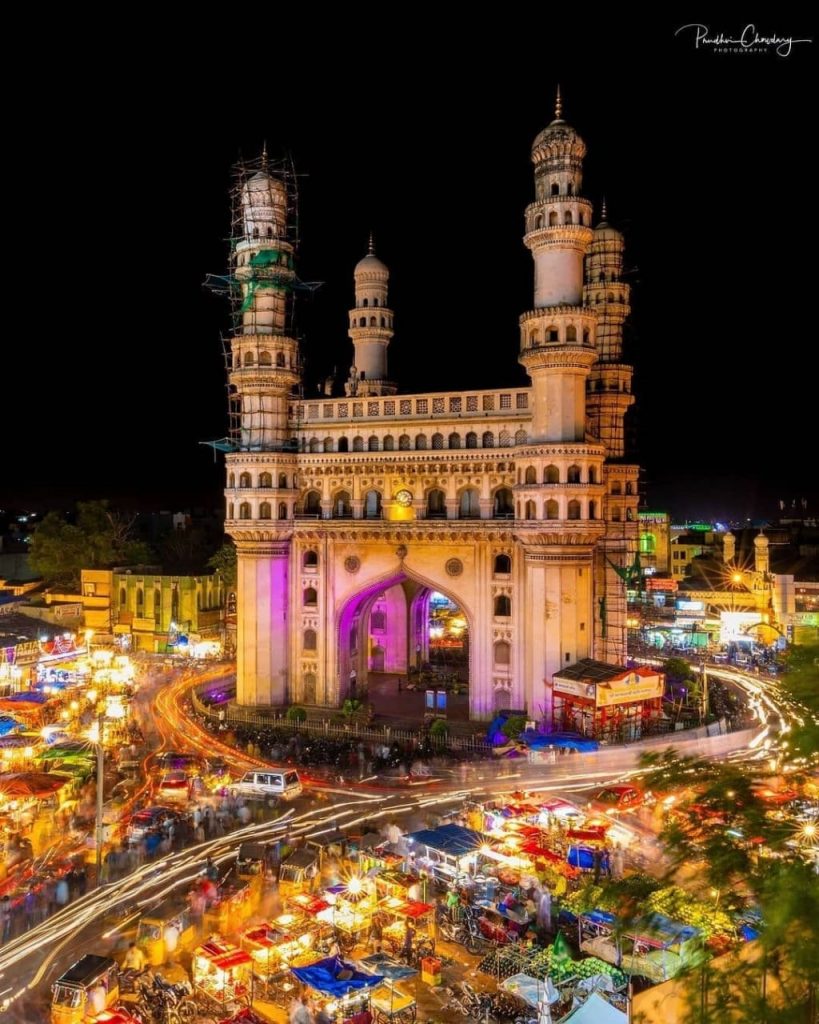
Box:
596;671;663;708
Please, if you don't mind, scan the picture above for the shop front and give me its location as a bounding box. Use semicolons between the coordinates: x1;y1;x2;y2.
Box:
551;659;664;741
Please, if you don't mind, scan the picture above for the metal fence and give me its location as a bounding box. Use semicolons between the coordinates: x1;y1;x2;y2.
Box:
190;688;494;755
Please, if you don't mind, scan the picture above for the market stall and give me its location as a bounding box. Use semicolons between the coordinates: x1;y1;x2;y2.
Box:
578;910;700;983
359;957;418;1024
380;899;435;958
291;955;384;1021
192;938;254;1012
279;848;319;898
404;825;484;885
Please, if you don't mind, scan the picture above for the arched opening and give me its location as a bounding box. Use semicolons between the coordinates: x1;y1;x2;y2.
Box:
239;472;251;488
399;434;411;450
515;429;528;445
546;499;559;520
494;688;512;712
338;574;471;706
276;352;286;367
369;316;377;327
119;587;127;607
303;550;318;569
243;351;254;366
337;437;349;452
432;433;444;450
303;490;321;516
362;298;369;308
303;629;317;651
611;481;622;495
545;465;559;483
259;472;272;488
383;435;395;451
459;488;480;518
525;466;537;484
535;214;543;229
494;595;511;617
466;431;478;448
589;500;597;520
259;501;272;519
567;499;581;520
323;437;333;453
525;500;537;520
368;435;379;451
228;473;235;487
640;533;657;556
493;487;514;517
625;481;634;495
333;490;352;518
566;325;577;342
426;488;446;518
239;502;251;520
448;432;461;449
551;182;559;196
278;502;287;520
494;553;511;574
588;467;597;484
364;490;382;519
549;211;558;226
415;434;427;450
564;210;573;224
494;641;510;666
303;673;317;704
353;436;364;451
303;587;318;607
309;438;320;453
567;465;581;483
482;431;495;448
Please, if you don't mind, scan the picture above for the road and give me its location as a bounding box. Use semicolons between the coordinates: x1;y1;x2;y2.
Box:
0;662;804;1020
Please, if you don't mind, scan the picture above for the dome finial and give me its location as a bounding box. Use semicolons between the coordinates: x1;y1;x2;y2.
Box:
367;231;375;256
601;196;608;221
261;140;268;168
555;84;563;120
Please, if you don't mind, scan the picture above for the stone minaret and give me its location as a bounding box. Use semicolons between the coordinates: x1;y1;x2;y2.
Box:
224;153;300;706
515;89;606;719
345;237;396;397
583;202;634;456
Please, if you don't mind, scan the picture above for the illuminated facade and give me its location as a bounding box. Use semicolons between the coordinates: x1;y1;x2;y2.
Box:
221;96;640;719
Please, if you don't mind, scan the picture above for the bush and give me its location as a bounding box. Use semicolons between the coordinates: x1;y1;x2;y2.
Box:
286;705;307;722
429;718;449;738
501;714;528;741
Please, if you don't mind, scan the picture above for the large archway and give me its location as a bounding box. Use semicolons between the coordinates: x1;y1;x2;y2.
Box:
336;571;471;709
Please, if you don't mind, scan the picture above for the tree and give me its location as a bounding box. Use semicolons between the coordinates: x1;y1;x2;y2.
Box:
500;714;528;741
286;705;306;722
634;749;819;1022
429;718;449;738
663;656;694;682
207;541;237;588
28;500;153;588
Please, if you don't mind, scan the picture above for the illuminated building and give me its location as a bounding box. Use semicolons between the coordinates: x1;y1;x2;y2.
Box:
218;95;640;719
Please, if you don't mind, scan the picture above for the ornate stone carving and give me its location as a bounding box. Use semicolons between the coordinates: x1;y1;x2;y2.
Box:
445;558;464;577
344;556;361;574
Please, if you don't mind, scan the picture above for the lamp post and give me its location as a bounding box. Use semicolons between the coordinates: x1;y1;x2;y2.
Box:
95;703;105;886
730;572;742;613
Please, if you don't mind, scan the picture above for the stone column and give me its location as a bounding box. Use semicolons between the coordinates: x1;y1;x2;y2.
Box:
235;540;290;706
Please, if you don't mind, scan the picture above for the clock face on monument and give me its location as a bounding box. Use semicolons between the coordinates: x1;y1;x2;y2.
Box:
394;489;413;507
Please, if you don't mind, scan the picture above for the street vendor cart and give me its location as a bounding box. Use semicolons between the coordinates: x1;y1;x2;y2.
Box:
192;938;254;1012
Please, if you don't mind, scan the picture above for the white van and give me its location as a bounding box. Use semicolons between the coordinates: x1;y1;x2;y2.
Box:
230;769;302;802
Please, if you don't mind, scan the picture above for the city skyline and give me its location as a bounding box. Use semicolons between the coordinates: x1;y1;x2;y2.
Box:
3;19;813;520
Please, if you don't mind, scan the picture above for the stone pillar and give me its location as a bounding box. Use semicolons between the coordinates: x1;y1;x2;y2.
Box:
235;540;290;706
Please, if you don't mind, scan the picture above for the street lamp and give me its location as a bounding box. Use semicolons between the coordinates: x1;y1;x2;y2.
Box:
94;701;106;886
731;572;742;613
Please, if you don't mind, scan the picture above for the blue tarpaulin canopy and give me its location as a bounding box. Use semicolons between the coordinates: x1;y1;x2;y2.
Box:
291;956;384;996
405;824;484;856
0;716;23;737
357;955;417;981
522;731;599;752
3;692;48;704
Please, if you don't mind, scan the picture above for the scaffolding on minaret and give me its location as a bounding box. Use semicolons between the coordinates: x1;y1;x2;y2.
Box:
203;151;320;453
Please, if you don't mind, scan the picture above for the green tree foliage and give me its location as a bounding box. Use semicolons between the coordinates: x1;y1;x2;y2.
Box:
285;705;306;722
29;501;152;587
663;656;694;682
633;748;819;1021
207;541;237;588
429;718;449;738
500;714;528;741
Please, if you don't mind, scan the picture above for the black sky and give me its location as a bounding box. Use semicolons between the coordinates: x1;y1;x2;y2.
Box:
3;14;814;521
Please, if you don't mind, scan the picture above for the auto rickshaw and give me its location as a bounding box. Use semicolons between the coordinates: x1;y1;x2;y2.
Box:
136;898;197;966
236;840;279;897
278;848;319;897
51;954;119;1024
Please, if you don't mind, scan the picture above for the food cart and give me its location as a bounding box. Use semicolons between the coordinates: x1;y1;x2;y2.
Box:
474;897;533;944
359;955;418;1024
204;878;254;934
291;955;384;1022
136;898;197;966
51;954;119;1024
380;900;436;957
404;825;484;886
240;920;319;985
192;938;254;1012
578;910;700;983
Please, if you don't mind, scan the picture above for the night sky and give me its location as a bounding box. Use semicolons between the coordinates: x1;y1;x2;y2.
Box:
4;16;814;521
